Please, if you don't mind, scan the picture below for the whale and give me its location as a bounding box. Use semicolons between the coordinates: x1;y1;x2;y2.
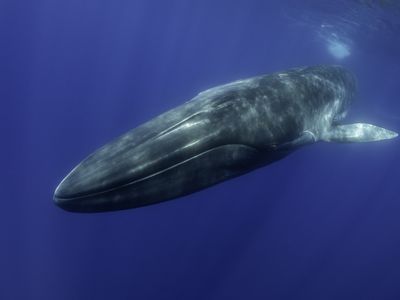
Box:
54;65;397;212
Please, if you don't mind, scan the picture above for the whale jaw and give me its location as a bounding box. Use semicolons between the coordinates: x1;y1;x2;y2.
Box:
53;143;267;212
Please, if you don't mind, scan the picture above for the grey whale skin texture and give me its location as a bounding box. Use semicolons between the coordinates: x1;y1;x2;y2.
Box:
54;65;397;212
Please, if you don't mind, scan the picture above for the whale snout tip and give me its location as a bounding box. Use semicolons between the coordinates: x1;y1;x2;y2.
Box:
53;167;97;213
53;159;137;213
53;184;96;213
53;180;78;212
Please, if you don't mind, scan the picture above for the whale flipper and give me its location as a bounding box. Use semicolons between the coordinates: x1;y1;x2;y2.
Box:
323;123;398;143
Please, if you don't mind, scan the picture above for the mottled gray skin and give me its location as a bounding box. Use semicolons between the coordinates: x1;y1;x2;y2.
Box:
54;65;396;212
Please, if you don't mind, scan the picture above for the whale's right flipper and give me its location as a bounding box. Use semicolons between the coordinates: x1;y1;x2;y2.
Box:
323;123;398;143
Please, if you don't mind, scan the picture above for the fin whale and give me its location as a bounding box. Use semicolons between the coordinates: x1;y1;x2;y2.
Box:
54;65;397;212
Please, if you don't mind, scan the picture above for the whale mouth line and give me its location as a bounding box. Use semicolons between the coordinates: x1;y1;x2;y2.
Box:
54;143;260;203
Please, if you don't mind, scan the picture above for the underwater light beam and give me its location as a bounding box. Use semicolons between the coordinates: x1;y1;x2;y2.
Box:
327;40;351;59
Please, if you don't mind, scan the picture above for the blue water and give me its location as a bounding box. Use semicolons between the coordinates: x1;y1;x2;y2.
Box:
1;1;399;299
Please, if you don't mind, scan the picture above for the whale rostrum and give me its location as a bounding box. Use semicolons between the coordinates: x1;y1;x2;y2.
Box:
54;65;397;212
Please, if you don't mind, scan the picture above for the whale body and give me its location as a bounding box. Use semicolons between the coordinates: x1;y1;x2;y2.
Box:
54;65;397;212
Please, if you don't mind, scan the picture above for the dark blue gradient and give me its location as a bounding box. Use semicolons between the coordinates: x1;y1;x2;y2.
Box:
1;1;399;299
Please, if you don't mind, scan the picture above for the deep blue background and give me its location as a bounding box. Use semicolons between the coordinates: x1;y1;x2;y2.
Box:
1;1;399;299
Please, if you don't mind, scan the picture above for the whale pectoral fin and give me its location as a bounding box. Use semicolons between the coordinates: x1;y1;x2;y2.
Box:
323;123;398;143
